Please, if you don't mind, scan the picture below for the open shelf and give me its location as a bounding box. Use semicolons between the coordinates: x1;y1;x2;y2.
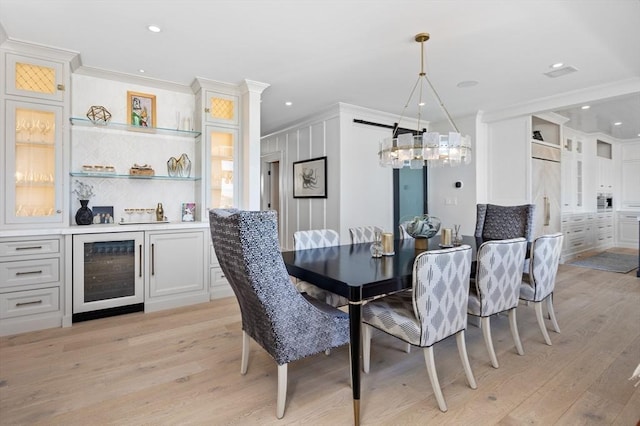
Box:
70;172;200;181
69;117;202;138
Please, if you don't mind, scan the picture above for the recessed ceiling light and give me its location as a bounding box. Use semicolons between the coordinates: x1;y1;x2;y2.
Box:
551;62;564;68
581;105;590;110
285;101;292;106
148;25;161;33
139;69;145;73
457;80;478;88
613;122;622;126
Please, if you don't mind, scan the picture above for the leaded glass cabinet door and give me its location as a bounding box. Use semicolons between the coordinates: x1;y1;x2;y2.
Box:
6;53;65;102
5;100;64;224
204;92;238;126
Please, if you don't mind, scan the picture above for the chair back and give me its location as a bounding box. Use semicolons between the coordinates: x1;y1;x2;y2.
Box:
399;223;414;240
475;203;535;242
209;209;345;364
526;232;564;301
293;229;340;250
412;245;472;347
349;226;383;244
473;237;528;316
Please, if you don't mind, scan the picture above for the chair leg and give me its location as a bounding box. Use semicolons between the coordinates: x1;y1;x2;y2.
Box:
535;301;553;346
362;324;371;374
508;308;524;356
481;317;499;368
276;363;287;419
456;331;477;389
241;330;250;375
423;346;448;412
405;343;411;353
547;295;561;333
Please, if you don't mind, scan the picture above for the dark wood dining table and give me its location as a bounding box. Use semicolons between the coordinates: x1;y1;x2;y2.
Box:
281;235;482;425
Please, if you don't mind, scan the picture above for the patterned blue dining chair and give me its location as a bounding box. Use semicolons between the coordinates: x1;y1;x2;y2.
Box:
349;225;384;244
519;232;564;345
475;204;535;242
293;229;348;307
362;245;477;412
468;237;528;368
209;209;350;419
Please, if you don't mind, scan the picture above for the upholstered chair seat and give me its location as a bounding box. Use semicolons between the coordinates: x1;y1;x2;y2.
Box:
362;245;477;412
467;237;528;368
519;232;564;345
209;209;350;419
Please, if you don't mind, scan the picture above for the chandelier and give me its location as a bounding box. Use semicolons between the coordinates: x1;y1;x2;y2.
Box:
379;33;472;169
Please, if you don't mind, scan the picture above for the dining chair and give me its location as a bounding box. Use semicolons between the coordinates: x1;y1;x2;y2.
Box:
209;209;350;419
474;203;536;242
467;237;528;368
293;229;348;307
362;245;477;412
519;232;564;346
349;225;384;244
398;223;414;240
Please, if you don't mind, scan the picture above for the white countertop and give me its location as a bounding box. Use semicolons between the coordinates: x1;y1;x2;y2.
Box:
0;221;210;238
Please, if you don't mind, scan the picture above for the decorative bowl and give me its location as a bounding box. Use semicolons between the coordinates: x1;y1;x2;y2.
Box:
402;214;441;239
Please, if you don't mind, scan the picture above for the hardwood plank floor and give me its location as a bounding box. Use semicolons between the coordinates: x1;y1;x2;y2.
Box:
1;251;639;425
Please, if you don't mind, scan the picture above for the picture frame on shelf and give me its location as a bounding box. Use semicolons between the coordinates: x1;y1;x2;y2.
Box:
92;206;115;224
293;156;327;198
181;202;196;222
127;91;156;128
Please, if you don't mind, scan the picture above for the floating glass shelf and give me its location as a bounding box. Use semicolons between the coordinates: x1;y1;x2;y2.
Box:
70;172;200;181
69;117;201;138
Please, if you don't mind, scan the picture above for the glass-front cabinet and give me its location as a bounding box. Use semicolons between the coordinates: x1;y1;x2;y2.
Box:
5;53;66;102
208;126;238;208
5;100;64;224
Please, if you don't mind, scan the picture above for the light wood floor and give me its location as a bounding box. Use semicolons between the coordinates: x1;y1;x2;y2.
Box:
1;250;639;425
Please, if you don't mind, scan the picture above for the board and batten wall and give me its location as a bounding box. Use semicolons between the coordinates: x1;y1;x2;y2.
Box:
261;103;406;250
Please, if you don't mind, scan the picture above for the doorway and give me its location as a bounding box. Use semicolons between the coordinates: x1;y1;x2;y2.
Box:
261;152;284;243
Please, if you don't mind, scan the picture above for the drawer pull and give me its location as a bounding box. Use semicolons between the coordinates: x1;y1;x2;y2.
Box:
16;300;43;307
15;270;43;276
15;246;43;251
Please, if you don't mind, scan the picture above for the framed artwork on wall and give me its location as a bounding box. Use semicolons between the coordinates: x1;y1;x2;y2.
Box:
293;156;327;198
127;91;156;128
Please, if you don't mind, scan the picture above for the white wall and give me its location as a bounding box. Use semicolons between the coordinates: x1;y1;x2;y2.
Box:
427;114;479;235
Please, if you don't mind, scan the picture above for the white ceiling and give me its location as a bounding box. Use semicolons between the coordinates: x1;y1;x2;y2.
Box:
1;0;639;139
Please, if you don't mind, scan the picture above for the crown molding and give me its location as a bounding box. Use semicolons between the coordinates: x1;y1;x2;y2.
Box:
74;65;194;94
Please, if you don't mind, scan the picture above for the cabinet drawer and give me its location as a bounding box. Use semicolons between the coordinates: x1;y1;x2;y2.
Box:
210;267;228;288
0;239;60;258
0;258;60;288
0;287;60;319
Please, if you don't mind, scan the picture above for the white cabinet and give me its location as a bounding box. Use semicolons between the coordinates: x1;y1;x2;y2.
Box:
621;160;640;210
0;235;64;336
146;229;207;311
597;157;615;192
1;48;72;229
561;131;584;212
617;212;640;248
204;91;239;126
561;213;594;262
594;211;614;249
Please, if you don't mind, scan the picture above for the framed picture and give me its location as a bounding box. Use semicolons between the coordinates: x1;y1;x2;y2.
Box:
181;202;196;222
92;206;115;224
293;156;327;198
127;91;156;128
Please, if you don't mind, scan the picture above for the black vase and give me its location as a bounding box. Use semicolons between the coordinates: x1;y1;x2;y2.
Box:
75;200;94;225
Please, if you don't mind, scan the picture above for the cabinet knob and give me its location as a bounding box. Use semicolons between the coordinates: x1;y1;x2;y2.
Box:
57;84;65;91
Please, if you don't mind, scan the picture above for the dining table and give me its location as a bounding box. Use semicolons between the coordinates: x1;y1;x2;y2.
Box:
281;235;483;425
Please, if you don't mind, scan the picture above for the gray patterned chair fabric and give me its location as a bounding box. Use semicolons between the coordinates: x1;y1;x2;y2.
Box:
293;229;348;307
520;232;564;345
468;237;528;368
349;225;384;244
209;209;350;419
362;245;477;412
474;204;536;242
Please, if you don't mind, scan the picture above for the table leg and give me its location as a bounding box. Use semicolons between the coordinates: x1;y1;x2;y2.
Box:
349;302;361;426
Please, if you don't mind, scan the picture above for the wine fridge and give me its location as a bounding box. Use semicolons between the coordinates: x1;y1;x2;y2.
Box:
72;232;144;321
